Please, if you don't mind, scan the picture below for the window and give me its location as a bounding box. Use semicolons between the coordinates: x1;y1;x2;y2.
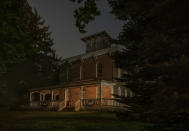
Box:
97;63;102;77
125;88;128;97
118;68;121;78
66;68;70;81
118;87;121;96
55;95;59;101
71;66;80;81
129;90;134;97
81;65;86;79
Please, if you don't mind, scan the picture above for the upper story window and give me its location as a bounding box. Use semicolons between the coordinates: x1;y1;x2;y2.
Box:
97;62;102;77
66;68;70;81
81;64;86;80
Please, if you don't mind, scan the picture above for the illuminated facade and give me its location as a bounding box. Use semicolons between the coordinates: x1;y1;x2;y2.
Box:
29;31;133;111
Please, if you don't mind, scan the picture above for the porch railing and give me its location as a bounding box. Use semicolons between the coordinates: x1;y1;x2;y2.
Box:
30;100;60;108
81;98;126;107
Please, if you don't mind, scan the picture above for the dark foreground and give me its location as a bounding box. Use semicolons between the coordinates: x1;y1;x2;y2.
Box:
0;110;152;131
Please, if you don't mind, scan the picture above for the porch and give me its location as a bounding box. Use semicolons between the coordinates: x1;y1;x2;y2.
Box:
29;98;127;111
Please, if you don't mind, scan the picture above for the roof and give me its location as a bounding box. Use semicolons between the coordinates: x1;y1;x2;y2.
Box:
61;46;123;63
81;31;112;42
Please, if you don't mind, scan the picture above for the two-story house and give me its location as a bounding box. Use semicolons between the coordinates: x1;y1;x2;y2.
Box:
29;31;133;111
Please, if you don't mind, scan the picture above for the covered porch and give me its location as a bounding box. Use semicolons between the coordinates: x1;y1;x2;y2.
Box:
28;80;128;111
29;86;66;110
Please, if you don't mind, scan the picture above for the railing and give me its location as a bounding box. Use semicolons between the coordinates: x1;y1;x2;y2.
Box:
40;101;50;106
81;98;126;107
30;101;40;107
30;100;59;108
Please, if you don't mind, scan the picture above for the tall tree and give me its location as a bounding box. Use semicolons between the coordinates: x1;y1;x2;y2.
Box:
71;0;189;128
0;0;59;107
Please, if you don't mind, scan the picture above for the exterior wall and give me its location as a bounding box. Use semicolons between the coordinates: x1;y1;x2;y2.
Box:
83;86;97;99
101;85;112;98
30;32;127;109
59;64;69;83
98;54;115;81
70;60;81;81
82;58;96;80
59;54;118;82
70;87;81;107
59;88;65;101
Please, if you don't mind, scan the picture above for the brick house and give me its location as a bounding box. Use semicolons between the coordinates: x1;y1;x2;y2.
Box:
29;31;133;111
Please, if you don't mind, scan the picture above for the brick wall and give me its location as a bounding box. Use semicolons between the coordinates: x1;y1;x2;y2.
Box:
59;88;65;101
82;58;96;80
59;54;118;82
101;85;112;98
83;86;97;99
98;54;115;81
70;87;81;107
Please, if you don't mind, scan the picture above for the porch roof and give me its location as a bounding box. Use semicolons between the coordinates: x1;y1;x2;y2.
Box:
29;85;63;92
29;79;101;92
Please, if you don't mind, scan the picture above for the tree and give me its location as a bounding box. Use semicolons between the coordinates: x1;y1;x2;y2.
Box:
71;0;189;128
0;0;60;107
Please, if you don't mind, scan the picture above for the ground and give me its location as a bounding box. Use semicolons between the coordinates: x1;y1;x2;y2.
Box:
0;110;152;131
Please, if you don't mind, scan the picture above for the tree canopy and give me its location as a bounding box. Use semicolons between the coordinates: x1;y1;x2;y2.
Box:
0;0;59;107
71;0;189;127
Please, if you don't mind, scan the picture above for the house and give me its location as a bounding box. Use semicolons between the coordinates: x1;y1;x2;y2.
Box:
29;31;133;111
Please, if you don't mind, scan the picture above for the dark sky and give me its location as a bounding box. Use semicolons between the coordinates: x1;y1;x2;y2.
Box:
27;0;124;58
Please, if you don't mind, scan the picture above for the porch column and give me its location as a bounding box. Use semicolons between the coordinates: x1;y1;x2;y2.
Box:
80;86;84;106
29;92;32;102
40;92;42;102
64;88;67;107
29;92;33;107
43;94;45;101
51;89;54;106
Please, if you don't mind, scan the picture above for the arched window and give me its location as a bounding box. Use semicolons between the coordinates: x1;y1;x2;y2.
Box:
97;63;102;77
118;87;121;96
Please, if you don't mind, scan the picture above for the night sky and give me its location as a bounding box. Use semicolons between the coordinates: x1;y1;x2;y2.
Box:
28;0;124;58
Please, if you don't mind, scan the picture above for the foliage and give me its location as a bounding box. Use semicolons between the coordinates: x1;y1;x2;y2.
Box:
111;0;189;117
70;0;101;33
71;0;189;126
0;0;60;107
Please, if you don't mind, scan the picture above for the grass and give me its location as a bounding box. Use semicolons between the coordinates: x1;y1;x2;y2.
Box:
0;110;153;131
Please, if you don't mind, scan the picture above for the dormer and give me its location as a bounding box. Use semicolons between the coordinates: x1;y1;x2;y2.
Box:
81;31;112;53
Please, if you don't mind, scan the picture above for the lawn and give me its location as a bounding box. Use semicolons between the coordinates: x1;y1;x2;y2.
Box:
0;110;152;131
